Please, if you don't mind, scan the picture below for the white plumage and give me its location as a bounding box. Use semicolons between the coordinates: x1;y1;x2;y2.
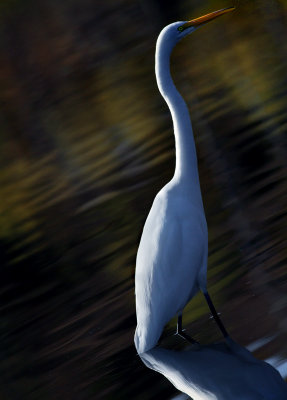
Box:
140;340;287;399
135;9;234;354
135;183;208;353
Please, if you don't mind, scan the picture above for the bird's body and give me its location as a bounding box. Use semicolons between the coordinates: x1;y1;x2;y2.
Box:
135;8;234;354
135;181;208;353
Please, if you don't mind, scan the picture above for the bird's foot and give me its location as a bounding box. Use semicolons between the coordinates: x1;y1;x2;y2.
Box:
176;330;199;346
176;314;199;346
175;327;186;336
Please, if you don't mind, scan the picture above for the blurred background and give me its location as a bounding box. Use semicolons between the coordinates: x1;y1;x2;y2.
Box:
0;0;287;398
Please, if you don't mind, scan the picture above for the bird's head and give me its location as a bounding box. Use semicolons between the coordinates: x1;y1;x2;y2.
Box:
158;7;235;48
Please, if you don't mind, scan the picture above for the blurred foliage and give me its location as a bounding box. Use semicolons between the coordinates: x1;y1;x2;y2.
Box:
0;0;287;399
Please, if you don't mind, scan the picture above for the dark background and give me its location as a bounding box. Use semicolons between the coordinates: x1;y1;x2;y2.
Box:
0;0;286;398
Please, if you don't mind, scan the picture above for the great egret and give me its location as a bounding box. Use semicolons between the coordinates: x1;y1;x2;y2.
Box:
134;7;235;354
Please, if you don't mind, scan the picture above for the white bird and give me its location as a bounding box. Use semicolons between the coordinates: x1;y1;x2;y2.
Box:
134;7;235;354
140;340;287;399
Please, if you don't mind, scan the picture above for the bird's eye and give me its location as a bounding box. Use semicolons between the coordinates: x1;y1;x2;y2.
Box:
177;26;184;32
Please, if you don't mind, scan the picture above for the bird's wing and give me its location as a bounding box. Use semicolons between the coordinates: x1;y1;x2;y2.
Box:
135;193;206;325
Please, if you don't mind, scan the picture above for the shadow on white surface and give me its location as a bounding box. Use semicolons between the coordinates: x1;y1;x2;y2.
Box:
140;339;287;400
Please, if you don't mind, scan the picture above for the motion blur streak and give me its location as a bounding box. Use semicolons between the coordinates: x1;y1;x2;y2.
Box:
0;0;286;399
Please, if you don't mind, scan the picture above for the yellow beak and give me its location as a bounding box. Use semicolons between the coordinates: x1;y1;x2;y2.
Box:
180;6;235;30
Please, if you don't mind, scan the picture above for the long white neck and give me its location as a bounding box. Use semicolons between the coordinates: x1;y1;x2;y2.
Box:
155;36;202;202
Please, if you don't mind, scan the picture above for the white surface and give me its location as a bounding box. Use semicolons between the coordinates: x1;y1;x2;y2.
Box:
140;340;287;400
247;336;275;352
266;356;287;379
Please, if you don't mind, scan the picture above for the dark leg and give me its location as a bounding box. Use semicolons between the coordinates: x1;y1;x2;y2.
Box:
176;313;199;344
204;291;229;338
